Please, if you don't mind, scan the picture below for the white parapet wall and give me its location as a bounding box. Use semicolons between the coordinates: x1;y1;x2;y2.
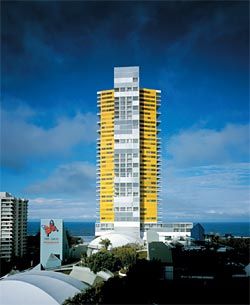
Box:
141;222;193;243
95;222;193;243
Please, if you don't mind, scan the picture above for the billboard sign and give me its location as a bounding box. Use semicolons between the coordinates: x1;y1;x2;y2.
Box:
40;219;63;268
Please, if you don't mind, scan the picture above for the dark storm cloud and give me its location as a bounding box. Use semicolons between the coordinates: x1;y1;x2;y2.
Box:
2;1;248;60
2;1;135;58
1;1;248;111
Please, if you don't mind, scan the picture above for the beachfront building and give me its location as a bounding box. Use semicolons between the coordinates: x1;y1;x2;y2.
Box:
0;192;28;261
96;66;161;238
95;66;193;243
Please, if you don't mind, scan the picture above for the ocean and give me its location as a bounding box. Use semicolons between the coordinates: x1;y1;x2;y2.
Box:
28;221;250;238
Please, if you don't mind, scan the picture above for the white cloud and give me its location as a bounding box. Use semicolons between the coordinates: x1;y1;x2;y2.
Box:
1;105;96;168
26;124;250;221
161;161;250;222
26;161;96;195
26;162;97;220
168;124;249;167
161;123;250;221
28;197;96;220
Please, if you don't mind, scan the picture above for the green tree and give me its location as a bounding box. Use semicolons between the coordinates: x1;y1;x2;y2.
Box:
111;245;137;270
85;250;120;273
99;238;112;250
80;252;87;266
63;283;103;305
64;259;163;305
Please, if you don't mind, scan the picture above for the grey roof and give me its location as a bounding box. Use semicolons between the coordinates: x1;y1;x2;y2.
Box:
148;241;173;264
96;270;114;281
69;266;105;286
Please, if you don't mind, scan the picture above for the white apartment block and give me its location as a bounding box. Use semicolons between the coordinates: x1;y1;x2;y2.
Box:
0;192;28;261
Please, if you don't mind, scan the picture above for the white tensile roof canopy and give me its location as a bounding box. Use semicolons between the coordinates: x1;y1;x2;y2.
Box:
88;233;143;250
0;271;89;305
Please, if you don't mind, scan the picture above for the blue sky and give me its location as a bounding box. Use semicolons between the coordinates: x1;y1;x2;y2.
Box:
1;1;249;222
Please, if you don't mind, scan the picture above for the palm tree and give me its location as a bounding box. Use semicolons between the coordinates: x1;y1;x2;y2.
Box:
99;238;112;250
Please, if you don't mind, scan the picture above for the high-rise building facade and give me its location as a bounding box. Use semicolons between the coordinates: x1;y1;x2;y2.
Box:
0;192;28;261
96;67;161;238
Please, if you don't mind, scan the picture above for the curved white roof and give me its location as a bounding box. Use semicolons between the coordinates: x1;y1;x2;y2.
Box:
88;233;143;250
0;271;88;305
21;270;88;291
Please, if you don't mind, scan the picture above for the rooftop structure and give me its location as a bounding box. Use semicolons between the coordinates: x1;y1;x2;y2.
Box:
69;266;113;286
0;270;88;305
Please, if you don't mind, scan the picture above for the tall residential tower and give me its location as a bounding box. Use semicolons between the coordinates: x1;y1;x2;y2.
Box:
96;67;161;238
0;192;28;261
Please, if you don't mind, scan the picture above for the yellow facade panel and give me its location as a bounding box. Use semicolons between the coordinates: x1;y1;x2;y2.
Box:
98;86;160;225
140;88;159;223
98;89;114;223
